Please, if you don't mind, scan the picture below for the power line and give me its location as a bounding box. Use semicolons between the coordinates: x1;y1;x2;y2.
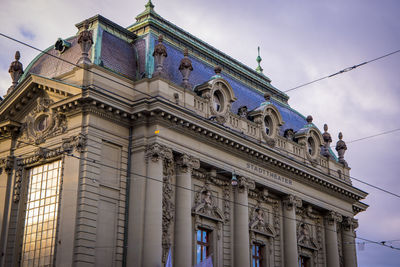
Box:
284;49;400;93
9;139;400;252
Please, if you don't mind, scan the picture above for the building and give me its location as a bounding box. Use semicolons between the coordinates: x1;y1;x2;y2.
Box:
0;1;368;266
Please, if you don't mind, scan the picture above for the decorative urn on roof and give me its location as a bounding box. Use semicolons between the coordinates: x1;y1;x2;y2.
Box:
153;35;168;78
179;48;193;89
77;20;93;65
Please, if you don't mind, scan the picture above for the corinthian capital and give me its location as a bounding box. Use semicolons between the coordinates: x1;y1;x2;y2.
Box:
145;143;173;163
324;211;343;226
237;176;255;193
283;194;302;211
176;154;200;173
342;217;358;232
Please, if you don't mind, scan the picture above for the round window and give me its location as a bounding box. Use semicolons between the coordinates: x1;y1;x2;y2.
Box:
264;116;273;136
307;137;315;156
213;90;224;112
35;115;50;132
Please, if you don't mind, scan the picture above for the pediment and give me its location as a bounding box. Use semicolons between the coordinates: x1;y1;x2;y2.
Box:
0;74;81;122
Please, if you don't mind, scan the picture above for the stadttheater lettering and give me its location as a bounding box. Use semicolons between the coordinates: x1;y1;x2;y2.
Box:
247;162;293;185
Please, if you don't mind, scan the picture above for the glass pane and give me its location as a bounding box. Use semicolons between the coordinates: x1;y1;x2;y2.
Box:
197;230;201;241
21;160;62;266
202;231;207;242
197;245;201;263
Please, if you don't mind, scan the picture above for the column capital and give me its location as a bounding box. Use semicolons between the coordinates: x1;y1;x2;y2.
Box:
342;217;358;232
145;143;173;163
324;211;343;226
283;194;302;211
237;176;255;193
176;153;200;173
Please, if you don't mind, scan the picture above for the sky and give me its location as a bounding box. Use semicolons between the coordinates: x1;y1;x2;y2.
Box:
1;0;400;265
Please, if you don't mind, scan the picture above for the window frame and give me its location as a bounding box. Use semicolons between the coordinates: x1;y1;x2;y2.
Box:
196;228;211;264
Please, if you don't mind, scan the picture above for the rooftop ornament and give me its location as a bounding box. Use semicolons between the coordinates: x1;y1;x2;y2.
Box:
7;51;24;95
321;124;332;157
336;132;348;167
153;35;168;78
77;20;93;65
54;38;71;54
256;46;263;74
211;65;222;79
179;48;193;89
306;115;313;125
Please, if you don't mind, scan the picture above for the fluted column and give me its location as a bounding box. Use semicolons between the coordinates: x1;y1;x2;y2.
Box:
142;143;173;267
174;154;200;267
234;176;254;267
324;211;342;267
282;195;302;267
342;217;358;267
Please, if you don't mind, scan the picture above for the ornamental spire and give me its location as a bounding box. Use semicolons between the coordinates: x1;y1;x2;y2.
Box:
255;46;263;73
145;0;154;10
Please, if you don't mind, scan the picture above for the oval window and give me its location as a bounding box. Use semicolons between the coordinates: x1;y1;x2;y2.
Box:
35;115;50;132
307;137;315;156
264;116;272;136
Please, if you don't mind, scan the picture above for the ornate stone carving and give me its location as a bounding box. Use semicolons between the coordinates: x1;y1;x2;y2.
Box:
237;176;255;193
297;223;318;249
153;35;168;78
176;154;200;173
336;132;348;167
179;48;193;89
325;211;343;226
284;128;295;140
145;143;173;163
237;105;248;118
62;133;87;154
321;124;332;157
19;97;67;145
223;185;231;223
0;156;15;175
283;194;302;211
192;182;224;223
162;156;175;264
7;51;24;94
342;217;358;232
77;20;93;65
249;204;276;238
306;115;313;124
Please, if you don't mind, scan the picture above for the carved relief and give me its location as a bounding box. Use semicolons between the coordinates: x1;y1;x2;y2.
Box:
62;133;87;154
193;182;225;223
13;162;23;203
176;154;200;173
325;211;343;226
145;143;173;163
162;156;175;264
249;203;276;238
237;176;255;193
0;156;15;175
19;97;67;145
283;194;302;211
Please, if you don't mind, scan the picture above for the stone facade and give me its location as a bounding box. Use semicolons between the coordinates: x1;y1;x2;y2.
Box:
0;2;367;267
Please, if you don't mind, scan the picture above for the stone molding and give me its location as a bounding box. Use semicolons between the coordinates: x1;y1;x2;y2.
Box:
283;194;302;211
324;211;343;226
145;143;173;163
176;153;200;173
342;217;358;232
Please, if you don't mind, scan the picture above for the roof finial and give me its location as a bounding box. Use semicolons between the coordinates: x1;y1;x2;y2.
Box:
145;0;154;10
256;46;263;73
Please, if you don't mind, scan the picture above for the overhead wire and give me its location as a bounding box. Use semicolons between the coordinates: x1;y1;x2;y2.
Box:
284;49;400;93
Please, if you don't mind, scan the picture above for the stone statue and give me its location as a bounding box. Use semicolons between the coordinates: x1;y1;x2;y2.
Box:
237;106;248;118
77;20;93;65
306;115;313;124
153;35;168;78
7;51;24;94
336;132;348;166
321;124;332;157
179;48;193;89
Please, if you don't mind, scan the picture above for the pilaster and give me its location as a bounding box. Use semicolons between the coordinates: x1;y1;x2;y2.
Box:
342;217;358;267
142;143;173;266
282;194;302;267
324;211;343;267
174;154;199;267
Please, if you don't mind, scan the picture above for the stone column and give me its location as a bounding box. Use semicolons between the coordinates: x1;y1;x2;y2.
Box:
142;143;173;267
174;154;200;267
234;176;254;267
342;217;358;267
282;195;302;267
324;211;342;267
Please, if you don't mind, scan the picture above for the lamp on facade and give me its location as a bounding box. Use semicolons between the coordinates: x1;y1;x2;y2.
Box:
231;170;238;186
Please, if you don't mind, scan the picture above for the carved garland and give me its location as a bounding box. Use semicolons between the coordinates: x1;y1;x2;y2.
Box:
162;155;175;264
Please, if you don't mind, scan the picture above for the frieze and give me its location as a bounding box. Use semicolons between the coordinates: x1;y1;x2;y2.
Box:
162;155;175;264
246;163;293;186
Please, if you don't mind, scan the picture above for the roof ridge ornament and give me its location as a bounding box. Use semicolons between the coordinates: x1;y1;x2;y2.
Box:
7;51;24;95
179;48;193;89
152;35;168;79
211;65;222;79
145;0;155;10
256;46;263;74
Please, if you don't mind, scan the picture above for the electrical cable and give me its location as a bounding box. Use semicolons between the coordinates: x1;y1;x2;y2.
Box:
284;49;400;93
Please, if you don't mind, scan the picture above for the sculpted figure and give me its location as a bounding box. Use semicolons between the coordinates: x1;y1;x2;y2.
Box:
7;51;24;94
321;124;332;157
336;132;348;166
